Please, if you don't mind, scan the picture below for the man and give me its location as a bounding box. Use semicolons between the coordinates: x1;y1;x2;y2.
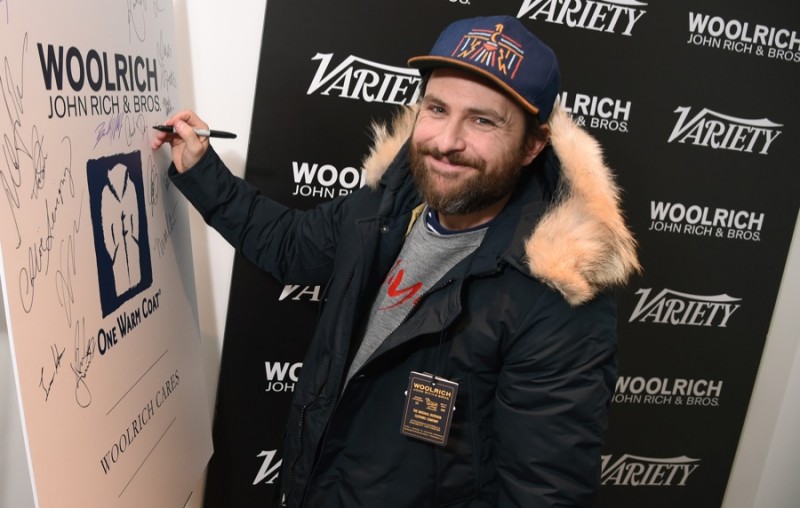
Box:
154;15;639;507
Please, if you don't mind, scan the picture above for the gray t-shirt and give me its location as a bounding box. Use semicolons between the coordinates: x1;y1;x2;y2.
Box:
345;209;486;382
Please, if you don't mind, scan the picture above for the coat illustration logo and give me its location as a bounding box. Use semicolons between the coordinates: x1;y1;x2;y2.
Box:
87;151;152;317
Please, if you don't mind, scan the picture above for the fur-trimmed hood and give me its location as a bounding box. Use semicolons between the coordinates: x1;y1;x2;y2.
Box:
360;104;640;306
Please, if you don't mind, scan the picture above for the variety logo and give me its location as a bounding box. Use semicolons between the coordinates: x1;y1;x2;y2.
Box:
601;454;701;486
649;201;764;241
254;449;281;485
292;161;364;200
517;0;648;36
629;288;741;328
307;53;421;105
687;12;800;63
668;107;782;155
613;376;722;407
265;361;303;393
558;91;631;132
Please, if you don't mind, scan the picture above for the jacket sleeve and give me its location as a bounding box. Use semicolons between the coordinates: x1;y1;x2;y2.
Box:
493;290;618;507
169;146;350;285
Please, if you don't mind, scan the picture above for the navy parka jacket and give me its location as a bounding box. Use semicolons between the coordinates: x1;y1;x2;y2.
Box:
169;105;640;507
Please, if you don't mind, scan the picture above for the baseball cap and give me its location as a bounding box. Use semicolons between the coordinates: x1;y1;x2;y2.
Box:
408;15;560;122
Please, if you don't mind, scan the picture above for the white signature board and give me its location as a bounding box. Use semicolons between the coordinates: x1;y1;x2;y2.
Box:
0;1;213;506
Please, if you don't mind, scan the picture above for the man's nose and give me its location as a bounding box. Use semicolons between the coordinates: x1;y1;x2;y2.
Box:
434;119;467;154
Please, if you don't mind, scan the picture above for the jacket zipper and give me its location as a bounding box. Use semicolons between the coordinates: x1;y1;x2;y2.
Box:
294;276;457;506
281;356;329;506
345;276;455;385
284;262;358;506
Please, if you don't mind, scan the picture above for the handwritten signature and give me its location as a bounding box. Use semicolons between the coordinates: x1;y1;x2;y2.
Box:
71;318;95;408
17;137;75;314
147;153;159;212
55;196;83;327
127;0;147;42
1;33;37;249
156;30;176;92
161;95;174;117
152;0;167;17
39;343;65;401
93;112;147;149
94;112;124;149
19;229;52;312
154;200;177;258
38;318;95;408
127;113;147;146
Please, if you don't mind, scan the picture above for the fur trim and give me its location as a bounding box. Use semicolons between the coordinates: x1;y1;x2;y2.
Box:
525;105;640;304
362;106;418;188
360;104;640;305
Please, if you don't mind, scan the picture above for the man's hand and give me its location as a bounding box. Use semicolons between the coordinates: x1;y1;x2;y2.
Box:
151;110;211;173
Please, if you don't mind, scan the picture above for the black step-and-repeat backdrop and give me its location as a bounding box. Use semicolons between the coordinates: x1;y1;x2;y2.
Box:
203;1;799;506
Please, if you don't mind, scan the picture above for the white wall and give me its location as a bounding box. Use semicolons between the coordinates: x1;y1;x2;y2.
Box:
723;211;800;508
1;1;798;506
171;0;267;399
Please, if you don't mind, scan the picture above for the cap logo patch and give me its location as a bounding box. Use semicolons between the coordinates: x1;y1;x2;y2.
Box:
452;23;525;80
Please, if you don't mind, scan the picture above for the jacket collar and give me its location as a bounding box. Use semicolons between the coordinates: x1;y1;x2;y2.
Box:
360;104;640;306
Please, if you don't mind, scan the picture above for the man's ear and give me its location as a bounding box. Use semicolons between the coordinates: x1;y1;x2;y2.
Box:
522;124;550;166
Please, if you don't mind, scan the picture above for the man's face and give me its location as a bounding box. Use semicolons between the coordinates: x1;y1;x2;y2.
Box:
409;68;543;222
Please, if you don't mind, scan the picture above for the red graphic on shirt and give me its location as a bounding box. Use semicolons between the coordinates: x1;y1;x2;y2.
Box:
379;259;422;310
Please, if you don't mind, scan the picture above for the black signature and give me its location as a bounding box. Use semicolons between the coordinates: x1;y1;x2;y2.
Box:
1;33;31;248
147;153;159;213
155;200;177;258
71;318;95;408
19;222;52;313
55;201;83;327
18;138;74;314
39;343;65;401
125;113;146;146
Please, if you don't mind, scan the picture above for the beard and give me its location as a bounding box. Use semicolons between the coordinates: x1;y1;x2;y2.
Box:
408;140;526;216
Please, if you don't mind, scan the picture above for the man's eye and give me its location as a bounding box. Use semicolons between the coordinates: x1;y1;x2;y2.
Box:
429;105;445;115
475;117;495;127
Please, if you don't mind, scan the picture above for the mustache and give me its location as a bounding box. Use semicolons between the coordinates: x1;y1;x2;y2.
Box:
413;144;486;171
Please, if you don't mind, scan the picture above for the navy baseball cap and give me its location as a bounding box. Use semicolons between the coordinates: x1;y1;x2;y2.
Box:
408;15;560;122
